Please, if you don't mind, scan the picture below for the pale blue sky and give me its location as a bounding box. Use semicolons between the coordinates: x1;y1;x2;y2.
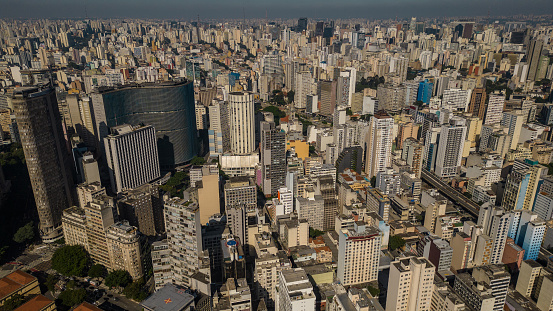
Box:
0;0;551;19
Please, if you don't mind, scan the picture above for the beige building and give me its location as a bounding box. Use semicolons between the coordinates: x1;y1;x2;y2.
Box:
280;217;309;249
84;198;116;268
62;206;89;250
193;166;221;225
106;221;145;280
386;257;435;311
516;260;543;298
450;232;471;271
337;222;382;286
431;280;466;311
77;182;106;209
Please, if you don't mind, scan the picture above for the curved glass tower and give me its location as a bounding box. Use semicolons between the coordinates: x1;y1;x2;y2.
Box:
94;81;197;168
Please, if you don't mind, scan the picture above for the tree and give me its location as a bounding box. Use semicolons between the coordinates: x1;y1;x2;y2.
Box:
57;288;86;308
366;285;380;297
88;264;107;279
389;235;406;251
190;156;206;166
13;222;34;244
309;227;324;239
287;90;295;103
0;246;7;262
51;245;90;277
123;280;149;301
105;270;132;288
45;274;59;292
370;176;376;187
1;294;24;310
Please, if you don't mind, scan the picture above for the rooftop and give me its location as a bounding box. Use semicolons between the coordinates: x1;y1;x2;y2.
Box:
141;283;195;311
0;270;37;300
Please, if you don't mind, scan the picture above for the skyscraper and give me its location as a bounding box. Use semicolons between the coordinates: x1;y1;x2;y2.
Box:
164;198;202;288
90;81;197;168
435;117;467;178
12;86;75;242
229;92;255;154
468;88;487;120
477;205;511;264
261;121;286;196
484;94;505;125
208;100;230;155
278;268;316;311
364;111;394;178
104;124;160;193
337;222;381;286
386;257;435;311
417;79;433;104
502;169;531;211
527;39;544;81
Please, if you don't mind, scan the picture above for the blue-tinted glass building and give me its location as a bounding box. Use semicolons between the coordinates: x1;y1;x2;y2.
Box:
92;80;197;168
417;79;433;104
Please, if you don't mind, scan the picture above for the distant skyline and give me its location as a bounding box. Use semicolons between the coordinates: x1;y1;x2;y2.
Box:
1;0;552;20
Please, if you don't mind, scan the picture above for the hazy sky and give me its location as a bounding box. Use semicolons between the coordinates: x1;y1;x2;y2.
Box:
0;0;552;20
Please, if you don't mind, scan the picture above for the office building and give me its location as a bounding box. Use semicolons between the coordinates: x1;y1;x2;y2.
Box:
386;257;435;311
477;205;511;265
278;268;316;311
421;236;453;272
104;124;160;193
484;94;505;125
435;117;467;178
527;39;544;81
402;138;424;178
468;88;487;120
516;260;543;298
261;121;286;196
117;183;165;237
224;176;257;211
208;100;230;155
229;92;255;154
365;111;394;178
90;81;197;168
502;169;531;211
12;86;75;242
366;187;390;222
337;222;382;286
319;80;337;116
417;79;433;104
296;195;325;230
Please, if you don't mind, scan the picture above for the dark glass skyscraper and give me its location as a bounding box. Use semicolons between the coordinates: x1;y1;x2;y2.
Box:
12;86;75;242
91;80;197;168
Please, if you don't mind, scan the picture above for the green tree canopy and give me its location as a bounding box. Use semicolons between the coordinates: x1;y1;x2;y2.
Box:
45;274;59;292
190;156;206;166
57;288;86;308
389;235;406;251
51;245;90;277
88;264;107;279
105;270;132;288
13;222;34;244
309;227;324;239
123;280;149;301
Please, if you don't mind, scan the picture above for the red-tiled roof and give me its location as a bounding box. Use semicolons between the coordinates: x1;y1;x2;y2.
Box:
0;270;36;300
14;295;53;311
